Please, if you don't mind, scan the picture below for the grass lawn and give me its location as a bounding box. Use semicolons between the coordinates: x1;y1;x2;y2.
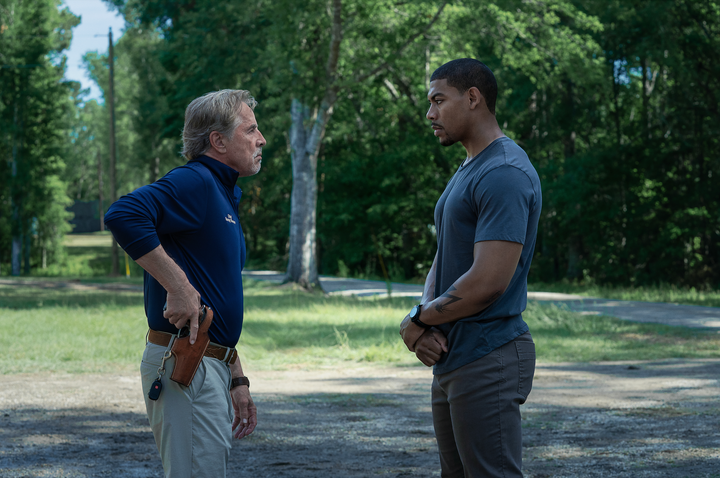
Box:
528;281;720;308
31;232;145;280
1;278;718;374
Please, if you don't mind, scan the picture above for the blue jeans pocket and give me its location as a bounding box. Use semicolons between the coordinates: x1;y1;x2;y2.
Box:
516;339;536;402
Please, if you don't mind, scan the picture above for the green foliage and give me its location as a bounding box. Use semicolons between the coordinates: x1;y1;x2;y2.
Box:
36;232;145;277
6;0;719;287
523;0;720;286
524;301;720;362
0;0;79;274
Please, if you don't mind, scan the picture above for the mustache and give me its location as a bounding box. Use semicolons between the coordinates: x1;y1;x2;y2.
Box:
253;148;262;159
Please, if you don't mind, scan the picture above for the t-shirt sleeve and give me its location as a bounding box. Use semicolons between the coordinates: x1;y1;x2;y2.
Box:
104;168;208;260
473;166;535;245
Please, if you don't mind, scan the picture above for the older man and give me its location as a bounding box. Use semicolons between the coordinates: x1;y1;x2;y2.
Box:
400;59;542;477
105;89;266;477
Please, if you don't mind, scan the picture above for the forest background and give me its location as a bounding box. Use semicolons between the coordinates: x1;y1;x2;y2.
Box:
1;0;719;288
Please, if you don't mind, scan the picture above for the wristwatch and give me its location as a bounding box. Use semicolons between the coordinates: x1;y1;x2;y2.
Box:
230;376;250;389
409;304;431;329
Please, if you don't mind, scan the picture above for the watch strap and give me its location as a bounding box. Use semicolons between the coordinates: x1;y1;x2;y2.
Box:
230;376;250;389
410;304;431;329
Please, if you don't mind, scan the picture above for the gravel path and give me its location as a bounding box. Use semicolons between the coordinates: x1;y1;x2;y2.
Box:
1;361;719;477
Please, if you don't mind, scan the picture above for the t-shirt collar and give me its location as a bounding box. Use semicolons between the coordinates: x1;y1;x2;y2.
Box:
192;155;240;188
460;136;508;169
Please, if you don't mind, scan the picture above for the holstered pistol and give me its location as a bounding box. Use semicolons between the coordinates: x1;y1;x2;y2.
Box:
170;305;213;387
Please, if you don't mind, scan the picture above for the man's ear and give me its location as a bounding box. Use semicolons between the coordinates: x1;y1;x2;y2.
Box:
208;131;226;154
467;87;486;111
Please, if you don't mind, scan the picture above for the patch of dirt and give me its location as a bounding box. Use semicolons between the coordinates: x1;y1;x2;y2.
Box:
1;360;719;477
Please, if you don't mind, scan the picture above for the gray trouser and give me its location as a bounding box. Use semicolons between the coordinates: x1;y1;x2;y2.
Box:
431;332;535;478
141;342;234;478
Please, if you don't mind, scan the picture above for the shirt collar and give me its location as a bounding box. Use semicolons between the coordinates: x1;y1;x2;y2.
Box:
191;155;240;189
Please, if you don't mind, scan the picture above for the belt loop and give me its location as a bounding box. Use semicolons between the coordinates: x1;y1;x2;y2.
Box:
222;347;231;363
145;329;150;345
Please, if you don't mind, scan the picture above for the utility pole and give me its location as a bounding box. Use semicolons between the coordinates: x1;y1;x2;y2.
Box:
108;27;119;275
97;150;104;232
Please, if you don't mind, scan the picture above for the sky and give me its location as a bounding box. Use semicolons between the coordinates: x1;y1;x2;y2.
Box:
62;0;126;101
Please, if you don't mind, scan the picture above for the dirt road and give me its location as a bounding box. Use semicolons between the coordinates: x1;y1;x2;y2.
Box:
1;360;719;477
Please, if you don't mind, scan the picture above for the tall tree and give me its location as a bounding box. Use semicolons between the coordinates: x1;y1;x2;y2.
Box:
277;0;448;289
0;0;78;274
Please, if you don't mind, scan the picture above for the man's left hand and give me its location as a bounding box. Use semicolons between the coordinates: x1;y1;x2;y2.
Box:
230;385;257;439
400;314;425;352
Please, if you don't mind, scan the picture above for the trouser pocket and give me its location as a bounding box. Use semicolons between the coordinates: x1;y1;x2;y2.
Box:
516;336;536;402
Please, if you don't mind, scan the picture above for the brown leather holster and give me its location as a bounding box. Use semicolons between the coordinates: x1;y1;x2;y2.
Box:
170;306;214;387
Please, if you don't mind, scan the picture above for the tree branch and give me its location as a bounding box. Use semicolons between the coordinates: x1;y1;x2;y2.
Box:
326;0;343;84
349;0;447;85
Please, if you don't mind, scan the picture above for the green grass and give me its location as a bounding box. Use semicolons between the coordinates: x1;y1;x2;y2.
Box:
32;232;145;279
528;281;720;308
524;301;720;362
1;279;719;374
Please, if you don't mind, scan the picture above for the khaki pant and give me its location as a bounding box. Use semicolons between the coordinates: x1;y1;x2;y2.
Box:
431;332;536;478
141;342;233;478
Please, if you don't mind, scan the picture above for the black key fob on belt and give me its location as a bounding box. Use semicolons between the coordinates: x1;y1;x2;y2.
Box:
148;378;163;401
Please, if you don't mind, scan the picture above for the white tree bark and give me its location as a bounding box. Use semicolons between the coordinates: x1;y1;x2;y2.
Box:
285;0;343;290
284;0;447;289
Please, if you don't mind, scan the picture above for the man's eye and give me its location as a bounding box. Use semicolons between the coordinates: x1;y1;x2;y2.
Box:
436;100;443;105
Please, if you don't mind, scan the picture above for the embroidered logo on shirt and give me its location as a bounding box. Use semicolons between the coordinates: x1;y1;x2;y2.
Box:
225;214;236;224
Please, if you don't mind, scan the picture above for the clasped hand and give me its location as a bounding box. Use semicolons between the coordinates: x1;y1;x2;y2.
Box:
399;315;448;367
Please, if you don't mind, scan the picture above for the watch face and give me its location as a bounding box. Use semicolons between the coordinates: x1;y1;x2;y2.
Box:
410;305;420;319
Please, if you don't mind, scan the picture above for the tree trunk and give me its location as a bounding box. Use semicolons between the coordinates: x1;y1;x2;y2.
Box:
11;100;21;276
566;236;582;280
23;226;31;274
286;99;319;289
285;91;338;289
285;0;343;290
11;233;21;276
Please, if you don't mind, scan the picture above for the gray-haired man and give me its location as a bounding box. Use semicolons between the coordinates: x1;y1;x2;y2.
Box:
105;89;266;477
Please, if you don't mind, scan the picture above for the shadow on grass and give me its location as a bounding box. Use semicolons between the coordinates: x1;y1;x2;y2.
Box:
0;287;143;309
243;289;417;313
241;319;400;349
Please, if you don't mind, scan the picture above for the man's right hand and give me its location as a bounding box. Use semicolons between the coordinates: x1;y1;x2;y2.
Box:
163;283;202;344
415;328;448;367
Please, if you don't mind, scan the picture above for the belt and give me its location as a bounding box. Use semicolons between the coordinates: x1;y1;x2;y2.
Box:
147;329;238;365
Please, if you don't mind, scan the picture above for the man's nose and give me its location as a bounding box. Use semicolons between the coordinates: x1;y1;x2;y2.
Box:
258;132;267;146
426;106;436;121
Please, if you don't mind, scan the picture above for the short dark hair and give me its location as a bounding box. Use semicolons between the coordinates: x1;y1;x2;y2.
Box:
430;59;498;115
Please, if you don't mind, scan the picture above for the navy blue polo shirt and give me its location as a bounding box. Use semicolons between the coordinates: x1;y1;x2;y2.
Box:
104;155;246;348
433;137;542;375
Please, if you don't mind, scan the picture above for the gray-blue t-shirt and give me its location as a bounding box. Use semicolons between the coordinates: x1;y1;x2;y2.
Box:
432;136;542;375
